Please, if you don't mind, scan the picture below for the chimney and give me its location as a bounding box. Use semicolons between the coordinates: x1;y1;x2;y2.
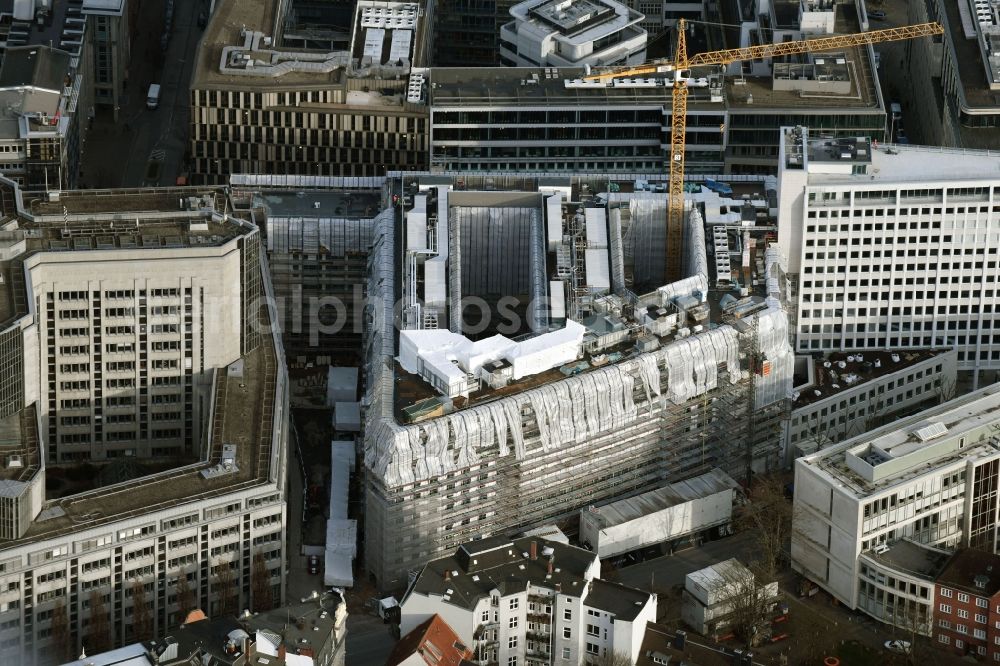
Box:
530;541;538;560
444;569;451;581
555;583;562;593
547;558;554;575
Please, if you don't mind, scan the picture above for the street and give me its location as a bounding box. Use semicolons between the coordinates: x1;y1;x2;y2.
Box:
80;0;204;188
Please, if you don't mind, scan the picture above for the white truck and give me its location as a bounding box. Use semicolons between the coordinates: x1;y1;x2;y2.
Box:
146;84;161;110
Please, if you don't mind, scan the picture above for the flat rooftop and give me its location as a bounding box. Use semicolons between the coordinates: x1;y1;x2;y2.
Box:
863;539;950;580
804;141;1000;184
16;337;278;547
793;349;946;408
802;384;1000;495
0;181;283;549
260;190;381;218
431;5;881;113
194;0;424;91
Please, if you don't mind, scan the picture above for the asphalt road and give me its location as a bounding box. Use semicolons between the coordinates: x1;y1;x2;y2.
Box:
81;0;204;188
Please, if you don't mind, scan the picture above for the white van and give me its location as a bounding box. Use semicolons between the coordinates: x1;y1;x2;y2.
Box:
146;84;161;110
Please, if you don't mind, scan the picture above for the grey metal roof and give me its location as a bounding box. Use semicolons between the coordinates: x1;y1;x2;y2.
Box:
586;468;739;529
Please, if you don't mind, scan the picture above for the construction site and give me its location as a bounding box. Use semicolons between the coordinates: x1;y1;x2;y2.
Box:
362;172;795;590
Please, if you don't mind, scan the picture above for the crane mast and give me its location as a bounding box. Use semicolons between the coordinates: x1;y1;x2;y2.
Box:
585;20;944;284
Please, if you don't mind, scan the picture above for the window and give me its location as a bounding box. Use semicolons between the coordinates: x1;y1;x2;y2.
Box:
975;629;987;640
508;637;517;649
959;609;970;619
564;609;572;621
957;639;965;650
481;610;489;623
563;627;571;639
509;617;518;629
939;635;950;644
958;623;968;634
941;588;954;598
562;648;571;660
508;658;517;666
587;624;599;636
939;619;951;629
509;598;519;610
959;593;970;603
586;643;599;655
941;604;952;614
978;598;989;608
977;614;988;624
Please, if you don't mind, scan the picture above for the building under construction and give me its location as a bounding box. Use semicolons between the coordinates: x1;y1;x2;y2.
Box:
362;173;794;589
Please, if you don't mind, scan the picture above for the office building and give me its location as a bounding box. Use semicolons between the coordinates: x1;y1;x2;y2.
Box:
777;124;1000;380
229;175;384;357
792;385;1000;634
433;0;520;66
933;549;1000;659
190;0;429;184
0;179;289;664
399;536;656;666
426;44;886;175
363;171;793;588
81;0;134;118
0;45;89;191
906;0;1000;149
499;0;647;68
786;349;957;461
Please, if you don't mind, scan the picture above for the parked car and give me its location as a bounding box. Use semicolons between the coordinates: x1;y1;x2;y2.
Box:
884;640;911;654
869;10;887;20
307;555;320;575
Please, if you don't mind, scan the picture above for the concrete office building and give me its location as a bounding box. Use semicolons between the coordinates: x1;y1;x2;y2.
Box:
399;536;656;666
427;17;887;178
0;45;89;191
0;180;289;664
81;0;135;119
786;349;958;461
792;385;1000;633
905;0;1000;149
499;0;647;68
363;171;793;588
777;125;1000;380
190;0;429;184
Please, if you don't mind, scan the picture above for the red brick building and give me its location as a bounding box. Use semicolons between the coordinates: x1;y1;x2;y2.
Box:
933;549;1000;660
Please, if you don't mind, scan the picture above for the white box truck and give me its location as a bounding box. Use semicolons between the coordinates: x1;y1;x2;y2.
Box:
146;84;161;110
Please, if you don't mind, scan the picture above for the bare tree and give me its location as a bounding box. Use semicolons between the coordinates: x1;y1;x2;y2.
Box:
49;599;72;664
251;551;274;612
735;475;792;580
710;560;777;648
214;559;237;617
131;578;153;642
175;571;195;621
86;589;112;655
586;650;634;666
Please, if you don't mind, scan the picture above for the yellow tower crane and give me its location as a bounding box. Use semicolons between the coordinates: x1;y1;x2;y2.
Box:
585;20;943;283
